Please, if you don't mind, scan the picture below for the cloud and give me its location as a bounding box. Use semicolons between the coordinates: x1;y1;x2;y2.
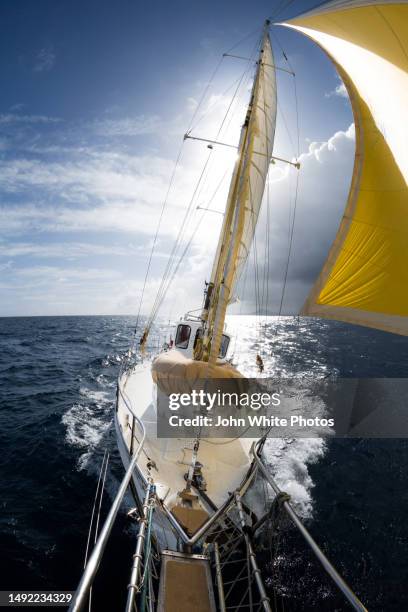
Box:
325;79;348;99
0;136;10;151
34;47;56;73
0;113;61;125
91;115;161;137
230;124;356;315
0;241;146;259
186;97;198;112
14;265;120;282
0;257;209;317
0;150;175;199
0;262;131;317
0;260;13;272
9;103;26;112
0;135;231;250
0;56;355;317
0;117;356;316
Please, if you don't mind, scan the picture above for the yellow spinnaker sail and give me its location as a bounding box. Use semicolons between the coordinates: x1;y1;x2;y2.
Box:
284;0;408;335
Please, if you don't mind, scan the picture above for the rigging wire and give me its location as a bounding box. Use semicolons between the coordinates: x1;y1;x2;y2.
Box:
83;450;109;612
150;76;238;328
131;24;264;348
269;0;300;22
232;253;251;358
130;51;227;348
223;25;263;55
188;73;247;135
189;26;262;136
259;50;275;353
88;452;109;612
187;55;225;133
188;22;262;131
93;452;109;546
266;175;271;318
146;56;255;326
276;98;298;160
142;38;261;336
259;171;272;357
83;450;108;570
278;170;300;317
253;233;261;322
149;167;231;323
271;28;297;76
131;144;184;351
134;23;300;350
146;151;213;325
261;208;269;318
277;40;300;318
270;29;299;160
264;26;301;333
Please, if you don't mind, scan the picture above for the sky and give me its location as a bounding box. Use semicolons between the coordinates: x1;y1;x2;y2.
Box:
0;0;354;317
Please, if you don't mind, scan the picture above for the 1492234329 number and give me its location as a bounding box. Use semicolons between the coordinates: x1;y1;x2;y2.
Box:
0;592;74;607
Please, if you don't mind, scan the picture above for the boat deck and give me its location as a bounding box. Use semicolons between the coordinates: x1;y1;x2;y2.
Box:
117;362;253;509
171;503;209;536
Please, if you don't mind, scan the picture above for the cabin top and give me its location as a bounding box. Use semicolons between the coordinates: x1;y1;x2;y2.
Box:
173;315;231;361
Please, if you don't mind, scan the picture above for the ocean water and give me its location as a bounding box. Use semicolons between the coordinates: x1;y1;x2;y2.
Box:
1;315;408;611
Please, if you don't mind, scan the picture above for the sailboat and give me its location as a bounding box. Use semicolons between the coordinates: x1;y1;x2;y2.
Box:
69;0;408;610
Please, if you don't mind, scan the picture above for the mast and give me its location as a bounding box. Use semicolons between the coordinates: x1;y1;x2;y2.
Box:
197;20;277;365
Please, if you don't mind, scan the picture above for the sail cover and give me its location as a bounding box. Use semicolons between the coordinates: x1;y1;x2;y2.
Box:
283;0;408;335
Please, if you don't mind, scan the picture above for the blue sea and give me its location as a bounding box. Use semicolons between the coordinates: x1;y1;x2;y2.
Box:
1;315;408;611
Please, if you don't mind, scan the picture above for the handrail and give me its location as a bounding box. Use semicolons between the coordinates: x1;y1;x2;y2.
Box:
214;543;226;612
68;380;147;612
251;440;368;612
125;481;153;612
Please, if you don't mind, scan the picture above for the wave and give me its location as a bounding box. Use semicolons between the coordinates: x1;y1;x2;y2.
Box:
264;438;326;518
225;315;329;519
62;383;113;471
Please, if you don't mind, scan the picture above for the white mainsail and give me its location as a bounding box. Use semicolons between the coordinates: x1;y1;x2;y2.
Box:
202;25;277;364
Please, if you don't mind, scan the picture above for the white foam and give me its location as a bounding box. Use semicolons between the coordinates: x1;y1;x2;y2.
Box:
226;315;328;519
79;386;111;403
62;402;111;451
264;437;326;518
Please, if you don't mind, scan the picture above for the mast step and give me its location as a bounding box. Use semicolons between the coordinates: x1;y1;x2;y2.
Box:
157;550;216;612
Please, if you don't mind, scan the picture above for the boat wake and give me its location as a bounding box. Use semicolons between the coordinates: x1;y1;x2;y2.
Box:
62;354;118;474
264;438;326;518
227;316;330;519
62;392;113;471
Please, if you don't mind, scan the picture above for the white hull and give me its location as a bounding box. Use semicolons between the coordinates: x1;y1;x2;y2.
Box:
116;360;254;510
